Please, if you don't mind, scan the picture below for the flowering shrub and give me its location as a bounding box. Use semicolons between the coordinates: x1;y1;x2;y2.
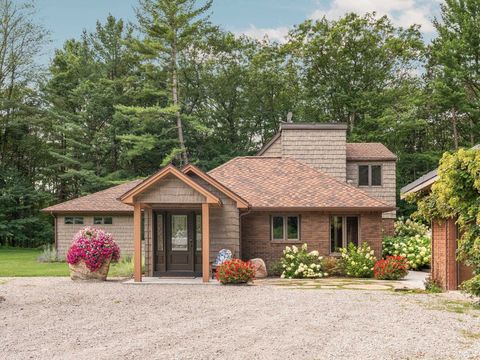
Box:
66;227;120;272
339;242;376;278
383;218;431;270
383;235;431;270
215;259;256;284
394;218;430;237
374;256;408;280
280;244;328;279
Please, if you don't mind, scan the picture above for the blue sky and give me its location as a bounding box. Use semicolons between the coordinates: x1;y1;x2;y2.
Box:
35;0;442;64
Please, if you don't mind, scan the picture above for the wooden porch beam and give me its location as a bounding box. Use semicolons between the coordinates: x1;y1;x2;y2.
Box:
202;203;210;283
133;203;142;282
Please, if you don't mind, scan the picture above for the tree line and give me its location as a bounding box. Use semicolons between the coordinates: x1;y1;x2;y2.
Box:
0;0;478;246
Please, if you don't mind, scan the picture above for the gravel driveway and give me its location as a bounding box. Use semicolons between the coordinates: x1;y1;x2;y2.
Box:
1;277;479;360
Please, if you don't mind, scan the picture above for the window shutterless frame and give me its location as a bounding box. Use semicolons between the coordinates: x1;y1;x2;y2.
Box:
358;164;383;187
270;215;300;242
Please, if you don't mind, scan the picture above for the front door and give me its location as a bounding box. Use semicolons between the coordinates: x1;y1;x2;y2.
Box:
166;212;194;273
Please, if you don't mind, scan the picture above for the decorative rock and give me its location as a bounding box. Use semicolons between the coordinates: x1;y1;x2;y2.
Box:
69;256;112;281
250;258;268;278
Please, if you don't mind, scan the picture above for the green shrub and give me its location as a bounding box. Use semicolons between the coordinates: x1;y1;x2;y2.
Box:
460;274;480;298
267;260;283;277
383;235;431;270
280;244;327;279
339;242;376;278
322;256;343;276
37;244;60;263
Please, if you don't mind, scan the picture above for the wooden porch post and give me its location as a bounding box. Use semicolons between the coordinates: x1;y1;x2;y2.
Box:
202;203;210;283
134;203;142;282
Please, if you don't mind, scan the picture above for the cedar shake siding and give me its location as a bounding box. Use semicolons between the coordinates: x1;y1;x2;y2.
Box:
188;174;241;261
346;160;396;219
279;126;347;181
136;174;206;204
261;135;282;156
55;214;140;259
241;211;384;268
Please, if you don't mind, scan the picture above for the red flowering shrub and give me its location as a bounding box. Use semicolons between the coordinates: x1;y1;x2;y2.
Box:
66;227;120;272
374;256;408;280
215;259;256;284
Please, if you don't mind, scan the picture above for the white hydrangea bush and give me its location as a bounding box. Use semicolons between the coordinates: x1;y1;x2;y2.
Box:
339;242;377;278
383;218;431;270
383;234;431;269
280;243;328;279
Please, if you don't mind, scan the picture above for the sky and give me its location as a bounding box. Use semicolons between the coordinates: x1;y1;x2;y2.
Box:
35;0;442;64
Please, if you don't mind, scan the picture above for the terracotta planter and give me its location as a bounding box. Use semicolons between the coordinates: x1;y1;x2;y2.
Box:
69;255;112;281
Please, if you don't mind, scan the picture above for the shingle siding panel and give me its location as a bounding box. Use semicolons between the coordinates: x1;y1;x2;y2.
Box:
56;214;140;260
136;174;206;203
346;160;396;219
262;137;282;156
281;129;347;181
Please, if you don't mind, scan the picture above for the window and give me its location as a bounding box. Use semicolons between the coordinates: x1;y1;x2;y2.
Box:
271;215;300;241
358;165;382;186
371;165;382;186
330;216;359;253
93;216;113;225
196;214;202;251
64;216;83;225
156;214;164;251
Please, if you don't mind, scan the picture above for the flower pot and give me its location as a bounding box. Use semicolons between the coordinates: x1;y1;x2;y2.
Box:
69;255;112;281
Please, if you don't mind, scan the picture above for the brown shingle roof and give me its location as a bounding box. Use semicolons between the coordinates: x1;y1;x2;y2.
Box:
208;157;394;210
42;179;143;213
346;143;396;161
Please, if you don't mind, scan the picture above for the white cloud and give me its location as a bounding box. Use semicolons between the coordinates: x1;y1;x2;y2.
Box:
235;25;290;43
310;0;438;33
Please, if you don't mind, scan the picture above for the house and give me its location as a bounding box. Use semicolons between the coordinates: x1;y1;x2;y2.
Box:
401;151;477;290
43;123;397;282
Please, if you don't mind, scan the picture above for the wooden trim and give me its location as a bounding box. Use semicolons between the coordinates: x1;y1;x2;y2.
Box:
249;206;396;212
270;214;300;242
120;164;222;206
400;177;437;199
328;215;360;253
182;164;249;209
134;203;142;282
357;163;383;187
201;203;210;283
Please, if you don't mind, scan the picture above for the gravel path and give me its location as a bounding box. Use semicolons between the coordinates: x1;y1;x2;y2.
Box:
1;277;479;360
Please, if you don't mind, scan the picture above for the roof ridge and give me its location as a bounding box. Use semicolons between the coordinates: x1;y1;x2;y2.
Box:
208;156;244;175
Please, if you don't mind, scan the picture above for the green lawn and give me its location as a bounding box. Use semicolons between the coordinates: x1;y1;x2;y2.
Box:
0;247;134;277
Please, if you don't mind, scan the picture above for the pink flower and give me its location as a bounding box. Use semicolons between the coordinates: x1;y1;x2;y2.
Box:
66;226;120;272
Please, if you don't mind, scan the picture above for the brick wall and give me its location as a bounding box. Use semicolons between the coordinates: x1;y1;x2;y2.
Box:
382;218;395;237
360;212;383;257
241;211;383;268
431;218;474;290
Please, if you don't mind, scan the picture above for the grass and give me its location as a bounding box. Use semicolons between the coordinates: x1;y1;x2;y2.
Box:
0;247;68;276
421;298;480;315
0;247;137;278
460;329;480;340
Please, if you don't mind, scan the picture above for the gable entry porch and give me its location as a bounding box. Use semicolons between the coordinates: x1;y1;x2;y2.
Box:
119;164;248;283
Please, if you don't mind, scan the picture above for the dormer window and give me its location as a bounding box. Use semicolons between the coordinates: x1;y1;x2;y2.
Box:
358;165;382;186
